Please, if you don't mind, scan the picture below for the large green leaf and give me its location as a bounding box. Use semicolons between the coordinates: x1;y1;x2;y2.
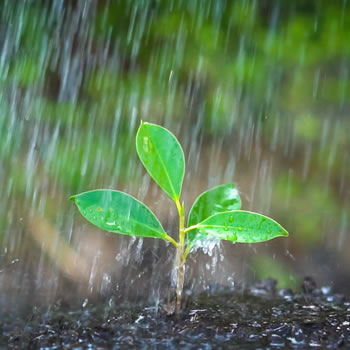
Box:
70;190;167;239
188;184;241;227
136;121;185;201
188;210;288;244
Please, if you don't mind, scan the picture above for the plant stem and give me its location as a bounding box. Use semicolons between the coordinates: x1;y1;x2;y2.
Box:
175;199;185;317
184;224;201;233
164;234;178;248
183;243;192;261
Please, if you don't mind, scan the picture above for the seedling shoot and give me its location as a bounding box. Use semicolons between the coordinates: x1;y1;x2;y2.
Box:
70;121;288;316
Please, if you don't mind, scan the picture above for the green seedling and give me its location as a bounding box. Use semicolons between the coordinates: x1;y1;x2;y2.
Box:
70;121;288;316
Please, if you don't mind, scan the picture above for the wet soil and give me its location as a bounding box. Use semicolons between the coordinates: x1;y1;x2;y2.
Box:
1;278;350;349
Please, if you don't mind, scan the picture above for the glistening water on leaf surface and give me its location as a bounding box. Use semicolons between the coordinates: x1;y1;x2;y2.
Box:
188;184;241;227
136;121;185;201
187;210;288;245
71;121;288;316
70;190;167;239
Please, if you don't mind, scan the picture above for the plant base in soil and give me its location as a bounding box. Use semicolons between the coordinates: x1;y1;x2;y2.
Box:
1;277;349;349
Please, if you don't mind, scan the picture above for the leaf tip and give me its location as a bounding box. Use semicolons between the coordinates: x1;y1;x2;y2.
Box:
281;229;289;237
69;195;77;202
140;120;152;128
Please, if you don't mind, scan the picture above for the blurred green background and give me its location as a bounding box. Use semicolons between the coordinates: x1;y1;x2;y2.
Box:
0;0;349;305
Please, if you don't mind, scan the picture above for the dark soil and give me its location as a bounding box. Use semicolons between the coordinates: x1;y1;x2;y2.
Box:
1;277;350;349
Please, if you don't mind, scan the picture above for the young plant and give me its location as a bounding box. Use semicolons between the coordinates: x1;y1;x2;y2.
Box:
70;121;288;316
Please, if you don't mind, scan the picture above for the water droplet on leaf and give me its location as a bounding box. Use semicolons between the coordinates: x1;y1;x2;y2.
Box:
142;136;153;152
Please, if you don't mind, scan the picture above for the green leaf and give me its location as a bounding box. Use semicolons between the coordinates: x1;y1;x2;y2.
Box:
70;189;167;239
136;121;185;201
188;210;288;244
188;184;241;227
